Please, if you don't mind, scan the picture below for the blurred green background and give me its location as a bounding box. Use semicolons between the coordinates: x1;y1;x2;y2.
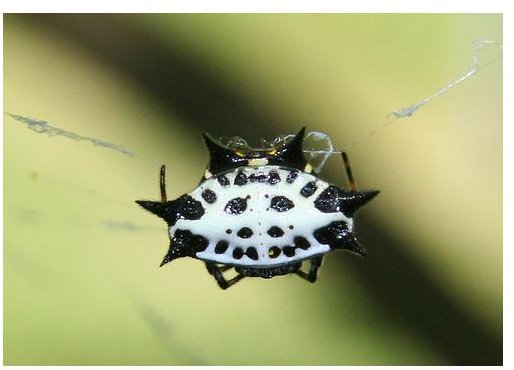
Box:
3;14;502;365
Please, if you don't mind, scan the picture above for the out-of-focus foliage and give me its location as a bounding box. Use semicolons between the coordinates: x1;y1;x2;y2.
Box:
3;14;502;365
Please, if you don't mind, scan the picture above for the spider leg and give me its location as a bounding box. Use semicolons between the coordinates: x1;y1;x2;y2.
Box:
341;152;357;192
218;265;233;272
295;256;324;283
160;164;167;203
205;263;233;274
205;262;244;289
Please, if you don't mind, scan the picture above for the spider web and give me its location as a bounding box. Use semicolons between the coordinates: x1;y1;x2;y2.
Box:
5;39;502;175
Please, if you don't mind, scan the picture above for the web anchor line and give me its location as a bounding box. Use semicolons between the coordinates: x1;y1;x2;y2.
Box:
5;112;162;167
6;40;501;174
344;39;502;151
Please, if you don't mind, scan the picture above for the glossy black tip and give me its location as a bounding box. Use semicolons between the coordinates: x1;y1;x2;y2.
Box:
159;247;183;267
202;132;248;175
136;200;166;217
344;235;368;257
160;254;172;267
269;126;307;170
341;190;380;218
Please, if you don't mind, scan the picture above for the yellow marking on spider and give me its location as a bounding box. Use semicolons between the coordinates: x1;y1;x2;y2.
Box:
248;158;269;167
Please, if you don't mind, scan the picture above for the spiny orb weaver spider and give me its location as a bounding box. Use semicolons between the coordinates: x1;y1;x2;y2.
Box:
136;127;379;289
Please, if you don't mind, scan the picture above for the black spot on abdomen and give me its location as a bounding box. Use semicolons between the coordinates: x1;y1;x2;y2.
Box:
294;236;311;250
270;196;294;212
233;247;244;259
234;171;248;186
249;172;268;182
268;170;281;184
267;226;284;238
286;170;299;183
224;196;249;215
246;247;258;260
237;227;253;238
314;186;345;213
201;189;217;204
215;240;229;254
214;240;228;254
217;175;230;186
300;181;318;197
268;246;281;258
283;246;296;257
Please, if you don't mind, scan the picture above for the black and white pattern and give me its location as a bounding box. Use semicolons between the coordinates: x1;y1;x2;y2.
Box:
137;127;380;289
169;166;353;266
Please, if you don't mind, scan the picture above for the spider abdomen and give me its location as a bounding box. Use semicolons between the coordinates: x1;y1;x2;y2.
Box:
173;166;349;267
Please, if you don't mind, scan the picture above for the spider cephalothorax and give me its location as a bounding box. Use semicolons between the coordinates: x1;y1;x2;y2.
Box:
136;127;379;289
202;127;309;177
